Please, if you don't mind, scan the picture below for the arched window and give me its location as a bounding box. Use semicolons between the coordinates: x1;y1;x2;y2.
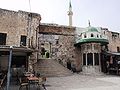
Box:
83;53;86;65
87;53;93;65
84;34;87;38
94;53;99;65
117;47;120;52
97;34;99;38
91;33;94;37
56;40;59;44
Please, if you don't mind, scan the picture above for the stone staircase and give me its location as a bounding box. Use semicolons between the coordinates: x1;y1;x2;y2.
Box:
33;59;73;77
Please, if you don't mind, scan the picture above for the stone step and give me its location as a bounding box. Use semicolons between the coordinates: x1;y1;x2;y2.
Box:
39;71;72;77
34;59;72;77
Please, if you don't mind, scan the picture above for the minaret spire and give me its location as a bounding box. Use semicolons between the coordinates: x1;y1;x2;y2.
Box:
69;0;72;9
68;0;73;27
88;20;91;27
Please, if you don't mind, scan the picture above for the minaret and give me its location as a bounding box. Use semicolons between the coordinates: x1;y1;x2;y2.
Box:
68;0;73;27
88;20;91;27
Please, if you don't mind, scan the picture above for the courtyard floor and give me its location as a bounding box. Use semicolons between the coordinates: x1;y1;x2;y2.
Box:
3;73;120;90
46;73;120;90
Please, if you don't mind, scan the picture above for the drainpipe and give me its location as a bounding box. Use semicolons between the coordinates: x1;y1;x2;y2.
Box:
6;46;13;90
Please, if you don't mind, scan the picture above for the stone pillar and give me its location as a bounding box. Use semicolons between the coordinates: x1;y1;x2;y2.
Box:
86;53;87;65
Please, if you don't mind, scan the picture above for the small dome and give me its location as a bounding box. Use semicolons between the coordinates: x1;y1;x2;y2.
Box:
87;27;98;32
74;26;109;46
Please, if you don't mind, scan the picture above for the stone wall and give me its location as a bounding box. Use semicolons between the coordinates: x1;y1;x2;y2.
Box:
57;35;75;66
0;9;19;46
101;28;120;52
75;47;82;71
38;24;76;67
107;31;120;52
39;24;75;35
0;8;41;47
0;8;41;64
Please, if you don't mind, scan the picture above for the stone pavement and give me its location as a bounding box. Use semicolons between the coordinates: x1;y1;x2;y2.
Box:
46;73;120;90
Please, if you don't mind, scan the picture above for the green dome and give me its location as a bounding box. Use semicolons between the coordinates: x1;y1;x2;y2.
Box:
87;27;98;32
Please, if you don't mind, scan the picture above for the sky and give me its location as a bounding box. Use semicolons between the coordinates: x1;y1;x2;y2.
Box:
0;0;120;32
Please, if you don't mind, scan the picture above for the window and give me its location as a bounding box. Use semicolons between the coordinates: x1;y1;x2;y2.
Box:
117;47;119;52
20;35;27;46
0;33;7;45
83;54;86;65
84;34;87;38
56;40;59;44
94;53;99;65
97;34;99;38
91;33;94;37
87;53;93;65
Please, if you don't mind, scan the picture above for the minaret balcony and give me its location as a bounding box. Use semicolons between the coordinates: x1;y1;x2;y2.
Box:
67;11;73;15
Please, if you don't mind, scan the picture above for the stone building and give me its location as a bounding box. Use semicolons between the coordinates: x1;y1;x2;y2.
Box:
0;8;41;71
38;23;75;63
0;7;120;76
38;23;120;75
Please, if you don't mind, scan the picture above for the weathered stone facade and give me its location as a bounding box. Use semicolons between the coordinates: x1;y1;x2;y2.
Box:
38;24;120;73
0;8;40;47
0;8;120;75
100;28;120;52
108;31;120;52
0;8;41;70
38;24;76;67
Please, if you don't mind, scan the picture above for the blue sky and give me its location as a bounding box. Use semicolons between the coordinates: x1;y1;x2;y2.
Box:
0;0;120;32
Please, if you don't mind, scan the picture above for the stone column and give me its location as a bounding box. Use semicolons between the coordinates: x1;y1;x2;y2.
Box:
86;53;87;65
